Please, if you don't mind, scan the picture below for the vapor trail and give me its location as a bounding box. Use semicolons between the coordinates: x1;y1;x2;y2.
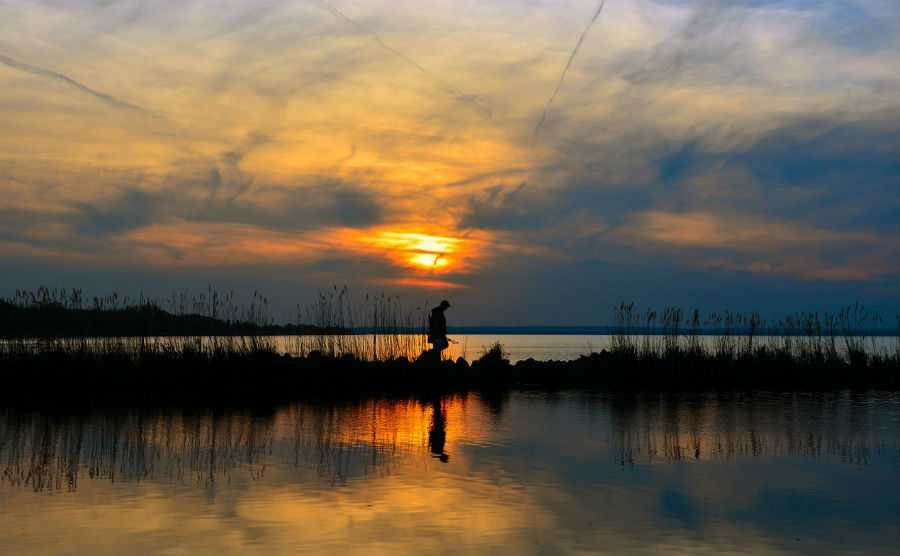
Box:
0;54;148;113
534;0;607;134
313;0;492;119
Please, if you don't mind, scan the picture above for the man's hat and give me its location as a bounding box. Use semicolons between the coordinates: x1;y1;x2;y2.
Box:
440;300;451;308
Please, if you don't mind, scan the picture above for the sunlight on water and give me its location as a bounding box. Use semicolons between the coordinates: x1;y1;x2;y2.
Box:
1;392;899;554
7;334;896;364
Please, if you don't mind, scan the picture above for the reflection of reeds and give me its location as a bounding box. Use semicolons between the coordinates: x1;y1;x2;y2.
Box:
0;396;472;492
3;391;896;493
0;409;275;492
606;391;896;466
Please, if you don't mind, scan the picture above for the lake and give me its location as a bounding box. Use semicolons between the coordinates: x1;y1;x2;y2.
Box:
2;390;898;554
438;334;898;363
9;333;895;363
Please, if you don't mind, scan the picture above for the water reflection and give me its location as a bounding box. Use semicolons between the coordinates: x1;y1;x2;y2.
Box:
605;392;899;466
2;392;899;555
0;410;274;492
3;392;897;493
429;400;449;463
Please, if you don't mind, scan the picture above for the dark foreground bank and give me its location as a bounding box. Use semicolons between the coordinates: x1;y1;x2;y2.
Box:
2;343;899;408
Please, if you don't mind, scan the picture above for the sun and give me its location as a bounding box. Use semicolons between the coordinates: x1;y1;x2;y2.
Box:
409;252;451;269
370;231;460;272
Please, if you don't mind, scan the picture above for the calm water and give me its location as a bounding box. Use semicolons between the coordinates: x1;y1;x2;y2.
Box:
2;391;899;555
14;334;894;363
418;334;897;362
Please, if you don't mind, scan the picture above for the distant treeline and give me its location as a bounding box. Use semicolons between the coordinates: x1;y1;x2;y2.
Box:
447;326;898;337
0;287;346;338
0;301;346;338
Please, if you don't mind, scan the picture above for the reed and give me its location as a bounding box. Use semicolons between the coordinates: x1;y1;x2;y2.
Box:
287;288;429;361
611;302;638;356
1;291;898;404
896;314;900;360
1;286;431;363
605;302;898;370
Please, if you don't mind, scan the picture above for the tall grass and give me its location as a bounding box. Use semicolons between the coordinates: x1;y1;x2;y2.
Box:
610;302;897;367
289;288;428;360
1;286;431;363
895;314;900;361
2;289;898;398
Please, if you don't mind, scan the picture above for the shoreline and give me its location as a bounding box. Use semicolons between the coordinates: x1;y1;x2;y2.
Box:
2;346;898;408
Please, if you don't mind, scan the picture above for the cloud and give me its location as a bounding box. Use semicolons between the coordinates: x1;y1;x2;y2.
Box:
197;182;385;231
1;0;900;319
0;53;148;113
615;210;899;282
0;157;386;272
312;0;493;119
460;103;900;286
734;113;900;230
459;183;539;231
617;210;873;251
534;0;608;133
72;188;160;236
46;130;386;240
624;0;748;86
64;180;384;237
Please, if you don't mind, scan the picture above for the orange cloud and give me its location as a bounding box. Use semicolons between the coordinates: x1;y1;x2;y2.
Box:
329;227;495;279
119;221;330;266
381;278;468;290
617;210;899;281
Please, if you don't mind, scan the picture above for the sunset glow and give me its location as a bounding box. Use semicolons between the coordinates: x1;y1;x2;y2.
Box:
363;231;463;273
0;0;897;320
2;2;900;554
409;253;450;269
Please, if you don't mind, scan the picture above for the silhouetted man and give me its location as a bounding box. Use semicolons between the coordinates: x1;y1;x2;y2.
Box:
428;300;451;356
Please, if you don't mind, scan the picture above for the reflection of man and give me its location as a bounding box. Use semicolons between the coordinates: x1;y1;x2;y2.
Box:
428;400;449;463
427;300;451;356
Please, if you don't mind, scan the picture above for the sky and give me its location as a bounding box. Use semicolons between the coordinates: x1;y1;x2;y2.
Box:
1;0;898;325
